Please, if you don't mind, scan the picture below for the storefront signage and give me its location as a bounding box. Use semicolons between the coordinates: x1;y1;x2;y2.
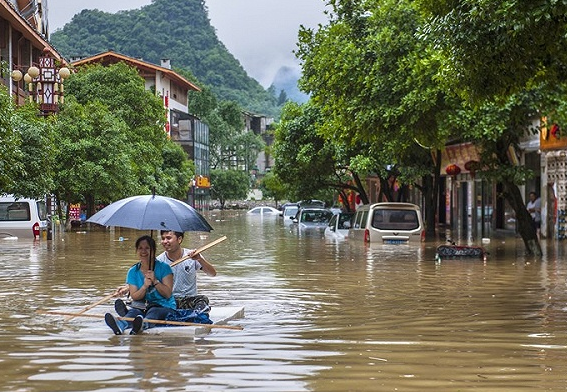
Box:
435;142;481;175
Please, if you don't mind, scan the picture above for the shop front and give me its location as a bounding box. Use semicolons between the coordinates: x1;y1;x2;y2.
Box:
439;143;516;242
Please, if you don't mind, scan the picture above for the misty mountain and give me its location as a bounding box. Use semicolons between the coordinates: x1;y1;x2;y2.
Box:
271;66;309;104
49;0;281;117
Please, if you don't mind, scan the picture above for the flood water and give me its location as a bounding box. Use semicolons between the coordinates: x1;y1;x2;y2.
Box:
1;210;567;391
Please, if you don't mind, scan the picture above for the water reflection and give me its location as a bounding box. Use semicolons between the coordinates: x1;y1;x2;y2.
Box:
1;213;567;391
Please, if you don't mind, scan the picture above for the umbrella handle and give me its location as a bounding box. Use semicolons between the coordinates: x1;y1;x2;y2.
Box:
170;236;227;267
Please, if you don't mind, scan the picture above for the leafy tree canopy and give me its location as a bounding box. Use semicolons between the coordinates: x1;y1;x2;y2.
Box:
66;62;169;193
0;93;56;199
417;0;567;102
53;98;136;213
57;63;193;215
0;87;19;193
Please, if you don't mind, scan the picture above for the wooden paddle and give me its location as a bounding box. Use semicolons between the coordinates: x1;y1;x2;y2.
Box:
63;291;124;321
38;309;243;330
170;235;227;267
63;235;228;321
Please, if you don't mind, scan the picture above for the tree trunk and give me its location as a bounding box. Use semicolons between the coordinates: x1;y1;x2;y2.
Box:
352;173;369;205
86;194;96;219
502;180;542;256
422;174;437;239
380;177;392;201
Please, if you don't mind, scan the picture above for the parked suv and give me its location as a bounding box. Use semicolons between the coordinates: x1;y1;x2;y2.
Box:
0;195;48;239
348;202;424;244
290;207;334;231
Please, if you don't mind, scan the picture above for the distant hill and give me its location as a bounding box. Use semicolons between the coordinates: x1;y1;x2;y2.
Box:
271;66;309;104
50;0;280;117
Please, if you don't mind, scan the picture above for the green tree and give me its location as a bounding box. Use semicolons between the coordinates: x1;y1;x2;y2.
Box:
259;171;287;207
8;105;56;199
66;62;167;194
418;0;567;101
414;0;560;254
447;90;547;255
53;98;136;220
157;141;194;200
273;101;362;207
188;86;265;171
0;88;21;193
294;0;551;251
209;169;249;209
277;89;288;106
0;97;56;199
296;0;454;234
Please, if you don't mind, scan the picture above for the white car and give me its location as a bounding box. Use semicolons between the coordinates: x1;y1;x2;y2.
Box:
246;206;280;215
280;203;299;225
324;212;354;238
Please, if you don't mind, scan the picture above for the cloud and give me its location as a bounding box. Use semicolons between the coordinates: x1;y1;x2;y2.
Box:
206;0;327;86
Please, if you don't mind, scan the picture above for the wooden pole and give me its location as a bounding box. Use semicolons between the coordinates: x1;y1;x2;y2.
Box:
38;309;243;330
63;290;123;321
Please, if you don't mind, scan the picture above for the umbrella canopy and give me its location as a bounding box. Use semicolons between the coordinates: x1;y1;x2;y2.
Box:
86;195;213;233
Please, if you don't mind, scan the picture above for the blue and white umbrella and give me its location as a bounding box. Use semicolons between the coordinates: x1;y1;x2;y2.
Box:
87;194;213;233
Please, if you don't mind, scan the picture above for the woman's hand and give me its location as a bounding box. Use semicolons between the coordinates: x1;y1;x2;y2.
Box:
114;285;129;297
141;270;156;287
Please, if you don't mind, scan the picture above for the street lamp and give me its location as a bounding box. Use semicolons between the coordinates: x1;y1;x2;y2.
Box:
10;50;70;240
11;49;70;115
191;178;197;208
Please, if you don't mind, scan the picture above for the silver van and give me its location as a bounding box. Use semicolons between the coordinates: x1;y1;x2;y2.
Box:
348;202;424;244
0;196;48;239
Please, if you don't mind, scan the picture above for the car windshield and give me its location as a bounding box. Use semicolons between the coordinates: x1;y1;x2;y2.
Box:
371;209;419;230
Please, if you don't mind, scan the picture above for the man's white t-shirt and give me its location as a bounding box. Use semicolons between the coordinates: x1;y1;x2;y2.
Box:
156;249;202;298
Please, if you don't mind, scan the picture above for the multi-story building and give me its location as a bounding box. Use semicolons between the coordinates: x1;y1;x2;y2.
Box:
1;0;65;105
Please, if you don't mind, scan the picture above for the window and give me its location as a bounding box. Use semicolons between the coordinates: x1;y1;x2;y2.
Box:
0;202;31;221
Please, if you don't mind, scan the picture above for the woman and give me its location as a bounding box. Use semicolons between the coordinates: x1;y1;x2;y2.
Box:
104;235;176;335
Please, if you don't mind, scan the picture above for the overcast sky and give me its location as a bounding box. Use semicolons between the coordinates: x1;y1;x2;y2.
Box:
47;0;329;87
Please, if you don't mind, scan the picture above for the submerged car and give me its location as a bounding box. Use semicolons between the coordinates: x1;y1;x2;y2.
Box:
0;195;48;239
246;206;280;215
348;202;424;244
291;207;334;230
324;212;354;238
280;203;299;224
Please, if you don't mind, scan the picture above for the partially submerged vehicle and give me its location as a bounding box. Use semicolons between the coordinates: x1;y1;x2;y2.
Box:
0;195;48;239
280;203;299;224
290;207;334;231
348;202;424;244
435;240;488;262
324;212;354;238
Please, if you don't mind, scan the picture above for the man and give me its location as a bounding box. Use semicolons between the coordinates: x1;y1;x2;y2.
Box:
155;230;217;312
527;191;541;238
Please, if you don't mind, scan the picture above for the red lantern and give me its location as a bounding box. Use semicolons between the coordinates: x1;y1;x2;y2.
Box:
464;160;480;178
551;123;560;139
445;164;461;176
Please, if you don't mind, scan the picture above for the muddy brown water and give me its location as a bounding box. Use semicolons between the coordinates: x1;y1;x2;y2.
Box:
1;210;567;391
